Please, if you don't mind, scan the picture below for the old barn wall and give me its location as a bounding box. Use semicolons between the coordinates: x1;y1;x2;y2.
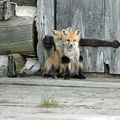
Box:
0;0;120;75
56;0;120;74
104;0;120;74
0;0;37;76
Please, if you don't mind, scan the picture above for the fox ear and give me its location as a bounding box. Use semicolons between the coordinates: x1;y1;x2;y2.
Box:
75;29;80;36
66;27;74;32
51;30;58;36
62;29;68;36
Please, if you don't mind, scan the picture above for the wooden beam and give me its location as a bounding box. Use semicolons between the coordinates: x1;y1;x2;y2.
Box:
0;16;35;55
10;0;36;6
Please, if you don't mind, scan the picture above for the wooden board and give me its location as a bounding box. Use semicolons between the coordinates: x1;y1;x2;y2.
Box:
0;16;35;55
0;55;8;76
104;0;120;74
36;0;54;69
10;0;36;6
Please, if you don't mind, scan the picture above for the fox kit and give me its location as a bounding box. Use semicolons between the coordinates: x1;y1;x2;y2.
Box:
43;30;70;77
62;28;85;79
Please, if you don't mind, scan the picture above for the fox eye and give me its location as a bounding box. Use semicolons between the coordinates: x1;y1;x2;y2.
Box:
59;38;62;40
73;39;76;42
67;39;70;42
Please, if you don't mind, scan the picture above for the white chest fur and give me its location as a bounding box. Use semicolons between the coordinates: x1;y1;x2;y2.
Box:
64;47;80;62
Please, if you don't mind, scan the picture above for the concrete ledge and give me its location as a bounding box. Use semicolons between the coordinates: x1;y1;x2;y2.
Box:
0;77;120;88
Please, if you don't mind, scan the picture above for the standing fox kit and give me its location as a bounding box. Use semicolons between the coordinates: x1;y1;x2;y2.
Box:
62;28;85;79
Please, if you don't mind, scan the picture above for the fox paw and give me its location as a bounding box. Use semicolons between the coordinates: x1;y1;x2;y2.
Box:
64;66;70;79
43;74;49;77
79;55;83;62
62;56;70;64
64;74;70;79
79;74;86;79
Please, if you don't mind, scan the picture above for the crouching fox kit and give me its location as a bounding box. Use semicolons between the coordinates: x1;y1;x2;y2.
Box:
43;27;85;79
43;30;70;77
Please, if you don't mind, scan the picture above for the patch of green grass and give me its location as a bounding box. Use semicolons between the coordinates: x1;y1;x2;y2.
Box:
40;97;59;108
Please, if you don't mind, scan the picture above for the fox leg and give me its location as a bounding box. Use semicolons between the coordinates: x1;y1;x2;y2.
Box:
58;64;65;77
78;67;86;79
58;55;70;79
72;62;79;78
61;56;70;64
43;64;59;78
43;59;56;77
63;63;71;79
77;55;86;79
79;55;83;62
78;62;86;79
73;61;86;79
43;63;53;77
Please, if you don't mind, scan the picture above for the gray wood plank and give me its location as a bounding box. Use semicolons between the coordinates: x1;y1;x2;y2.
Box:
0;56;8;76
0;17;35;54
36;0;54;69
104;0;120;74
10;0;36;6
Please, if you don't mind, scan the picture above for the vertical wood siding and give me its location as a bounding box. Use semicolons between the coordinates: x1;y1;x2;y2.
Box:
36;0;120;74
104;0;120;74
56;0;120;74
36;0;54;68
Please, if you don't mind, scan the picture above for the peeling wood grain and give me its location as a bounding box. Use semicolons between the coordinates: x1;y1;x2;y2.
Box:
36;0;120;74
0;56;8;76
36;0;54;69
56;0;120;74
0;17;35;55
104;0;120;74
10;0;36;6
57;0;105;73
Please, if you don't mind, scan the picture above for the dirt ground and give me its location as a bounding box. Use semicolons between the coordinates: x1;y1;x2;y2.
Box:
0;77;120;120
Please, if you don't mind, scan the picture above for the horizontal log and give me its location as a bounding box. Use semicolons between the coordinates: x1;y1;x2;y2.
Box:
10;0;36;6
43;35;120;48
0;16;35;55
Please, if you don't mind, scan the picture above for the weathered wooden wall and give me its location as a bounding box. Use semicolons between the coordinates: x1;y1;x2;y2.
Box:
56;0;120;74
10;0;36;6
36;0;54;69
0;17;35;55
0;56;8;76
104;0;120;74
0;0;38;77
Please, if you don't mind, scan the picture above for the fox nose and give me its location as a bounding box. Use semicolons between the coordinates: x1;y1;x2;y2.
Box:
70;44;73;47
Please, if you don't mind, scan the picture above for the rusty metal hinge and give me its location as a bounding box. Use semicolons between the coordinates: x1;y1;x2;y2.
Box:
80;38;120;48
43;35;120;49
